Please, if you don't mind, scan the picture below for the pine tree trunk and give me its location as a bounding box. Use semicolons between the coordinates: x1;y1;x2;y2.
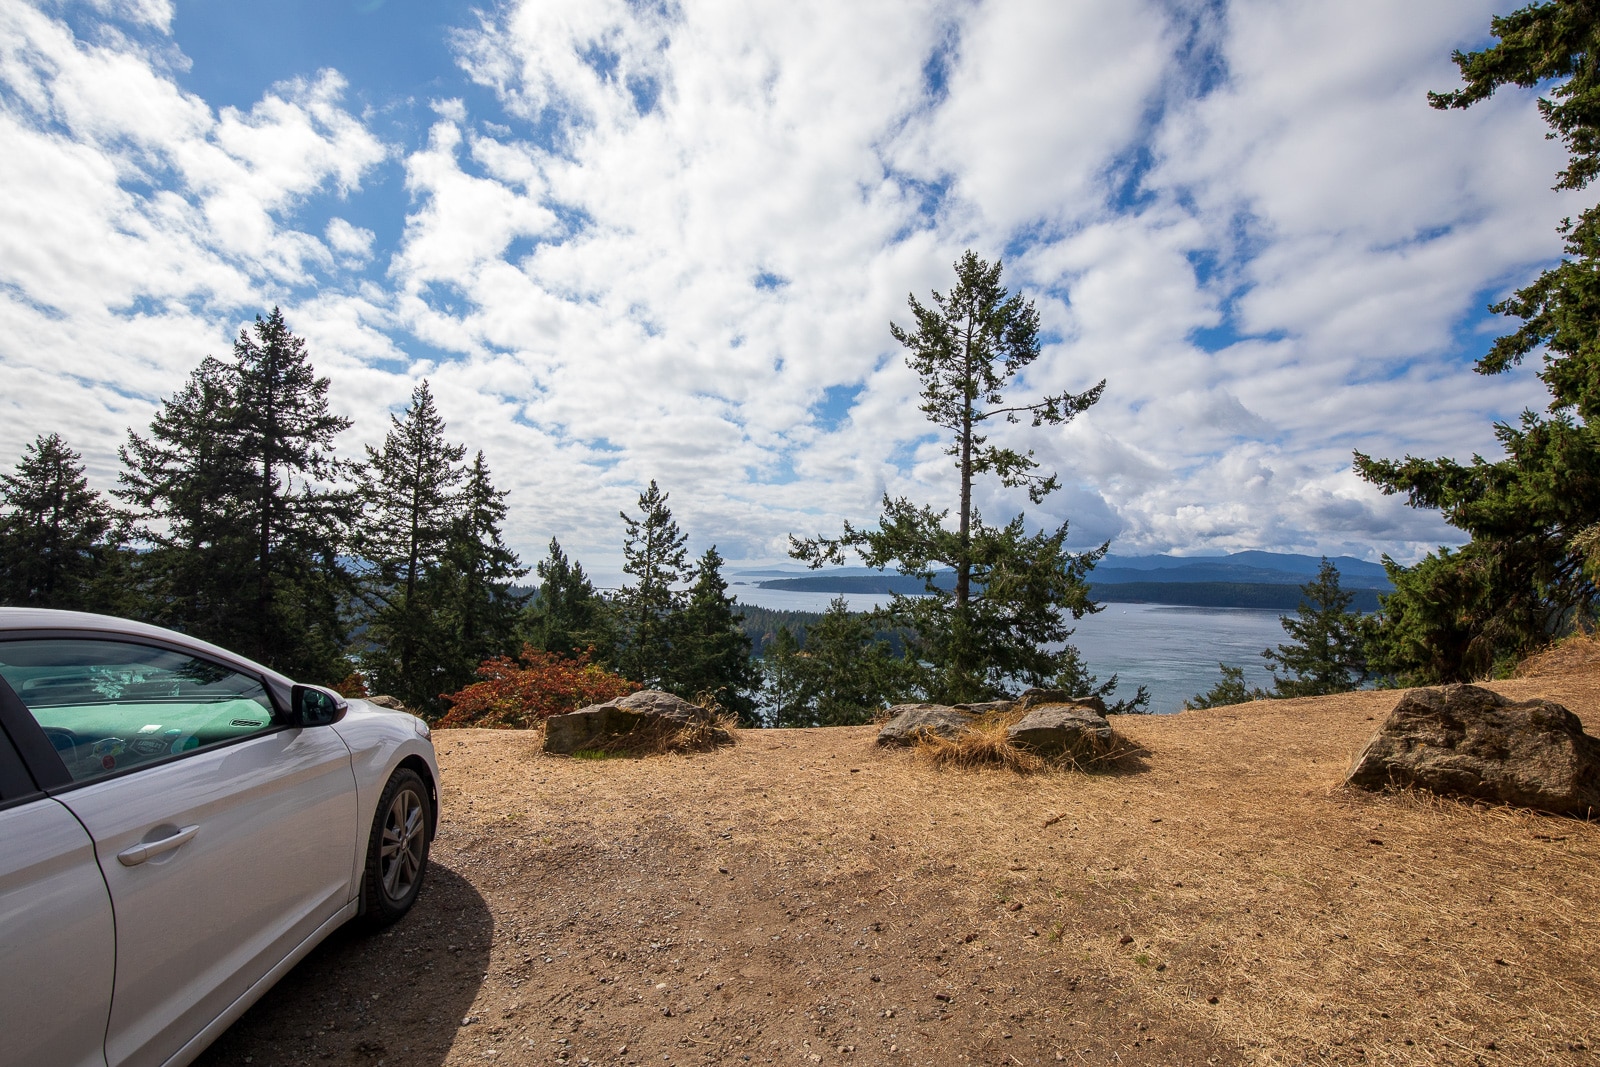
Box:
955;316;974;693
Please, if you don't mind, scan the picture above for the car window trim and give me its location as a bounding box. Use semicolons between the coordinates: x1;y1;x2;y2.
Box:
0;684;44;806
0;632;292;795
0;670;70;792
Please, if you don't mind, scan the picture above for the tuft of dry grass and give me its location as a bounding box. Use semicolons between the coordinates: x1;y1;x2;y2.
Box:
913;703;1144;773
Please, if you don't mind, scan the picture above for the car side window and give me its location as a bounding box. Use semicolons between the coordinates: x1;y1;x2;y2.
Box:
0;639;278;784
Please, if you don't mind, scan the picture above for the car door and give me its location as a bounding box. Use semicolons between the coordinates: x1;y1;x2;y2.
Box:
0;695;115;1067
0;636;360;1067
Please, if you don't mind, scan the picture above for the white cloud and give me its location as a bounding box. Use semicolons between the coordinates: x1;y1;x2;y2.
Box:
0;0;386;491
0;0;1579;581
325;217;375;262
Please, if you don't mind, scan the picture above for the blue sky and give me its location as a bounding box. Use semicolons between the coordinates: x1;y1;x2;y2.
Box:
0;0;1577;584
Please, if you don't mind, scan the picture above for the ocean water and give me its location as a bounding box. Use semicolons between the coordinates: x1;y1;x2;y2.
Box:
732;587;1288;714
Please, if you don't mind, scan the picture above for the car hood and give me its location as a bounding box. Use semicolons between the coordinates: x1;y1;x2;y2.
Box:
337;698;431;741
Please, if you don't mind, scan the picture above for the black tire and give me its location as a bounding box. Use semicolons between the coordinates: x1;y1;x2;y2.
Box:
358;767;431;929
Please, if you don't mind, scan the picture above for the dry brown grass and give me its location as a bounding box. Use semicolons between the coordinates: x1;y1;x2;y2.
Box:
1516;629;1600;679
914;703;1146;773
398;665;1600;1066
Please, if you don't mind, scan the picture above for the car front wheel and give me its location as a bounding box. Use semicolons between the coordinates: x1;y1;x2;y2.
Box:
359;767;430;928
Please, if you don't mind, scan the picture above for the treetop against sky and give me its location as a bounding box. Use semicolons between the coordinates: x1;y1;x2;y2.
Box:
0;0;1573;583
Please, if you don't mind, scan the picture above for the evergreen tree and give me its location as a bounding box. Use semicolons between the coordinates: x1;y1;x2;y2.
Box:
759;625;809;728
0;434;113;609
1261;559;1368;697
755;599;919;726
666;547;758;724
614;481;688;687
1184;664;1265;710
231;308;358;674
120;356;255;639
1357;2;1600;678
119;312;355;680
793;251;1140;707
797;596;914;726
1363;546;1500;685
525;538;616;660
1185;561;1368;705
361;381;467;599
359;381;468;707
424;452;528;712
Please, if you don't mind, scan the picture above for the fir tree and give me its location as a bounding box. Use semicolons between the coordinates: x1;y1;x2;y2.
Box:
119;313;355;680
798;597;914;726
525;538;615;660
792;251;1137;707
231;307;357;672
425;452;528;713
1262;559;1369;697
361;381;467;600
359;380;468;706
667;547;758;723
0;433;113;608
759;625;809;728
614;481;688;687
1356;2;1600;678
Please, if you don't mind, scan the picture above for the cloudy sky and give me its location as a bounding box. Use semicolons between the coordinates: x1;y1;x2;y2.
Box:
0;0;1575;583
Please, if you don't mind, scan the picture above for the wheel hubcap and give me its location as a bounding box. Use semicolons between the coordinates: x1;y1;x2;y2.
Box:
379;788;424;901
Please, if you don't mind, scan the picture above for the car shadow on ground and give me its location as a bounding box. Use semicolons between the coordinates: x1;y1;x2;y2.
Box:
194;863;492;1067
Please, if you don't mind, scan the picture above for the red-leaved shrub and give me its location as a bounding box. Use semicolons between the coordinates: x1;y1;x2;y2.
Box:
437;645;639;729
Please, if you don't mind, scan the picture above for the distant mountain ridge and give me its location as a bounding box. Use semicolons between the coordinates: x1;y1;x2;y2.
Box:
1095;551;1392;590
743;551;1391;610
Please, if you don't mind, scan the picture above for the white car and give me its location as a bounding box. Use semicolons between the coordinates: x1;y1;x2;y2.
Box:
0;608;440;1067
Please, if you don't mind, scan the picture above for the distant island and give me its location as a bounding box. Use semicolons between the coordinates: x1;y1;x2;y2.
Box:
752;550;1390;611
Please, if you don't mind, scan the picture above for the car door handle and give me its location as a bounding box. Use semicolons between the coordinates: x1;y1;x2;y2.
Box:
118;824;200;866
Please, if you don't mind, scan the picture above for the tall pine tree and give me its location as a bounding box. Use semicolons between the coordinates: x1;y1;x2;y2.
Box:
232;308;357;673
0;434;114;609
525;537;616;660
1356;2;1600;678
119;356;256;640
359;380;468;707
429;451;528;704
119;312;356;680
614;481;688;687
667;547;758;723
793;251;1136;707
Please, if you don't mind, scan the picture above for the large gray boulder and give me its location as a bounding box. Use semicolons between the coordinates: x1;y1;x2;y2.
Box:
876;703;975;746
953;700;1014;716
1346;684;1600;815
1006;703;1116;762
1017;688;1107;714
544;689;728;754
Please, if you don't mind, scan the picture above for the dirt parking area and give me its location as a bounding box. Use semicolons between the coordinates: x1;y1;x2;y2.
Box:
198;674;1600;1067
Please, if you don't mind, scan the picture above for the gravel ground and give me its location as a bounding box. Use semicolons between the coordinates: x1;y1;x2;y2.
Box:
197;670;1600;1067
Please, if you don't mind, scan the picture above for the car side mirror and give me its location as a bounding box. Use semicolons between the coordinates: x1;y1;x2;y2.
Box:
292;685;348;727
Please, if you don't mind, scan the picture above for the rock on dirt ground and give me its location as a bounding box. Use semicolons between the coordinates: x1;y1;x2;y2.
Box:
1347;683;1600;814
544;689;730;755
875;703;976;746
195;669;1600;1067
